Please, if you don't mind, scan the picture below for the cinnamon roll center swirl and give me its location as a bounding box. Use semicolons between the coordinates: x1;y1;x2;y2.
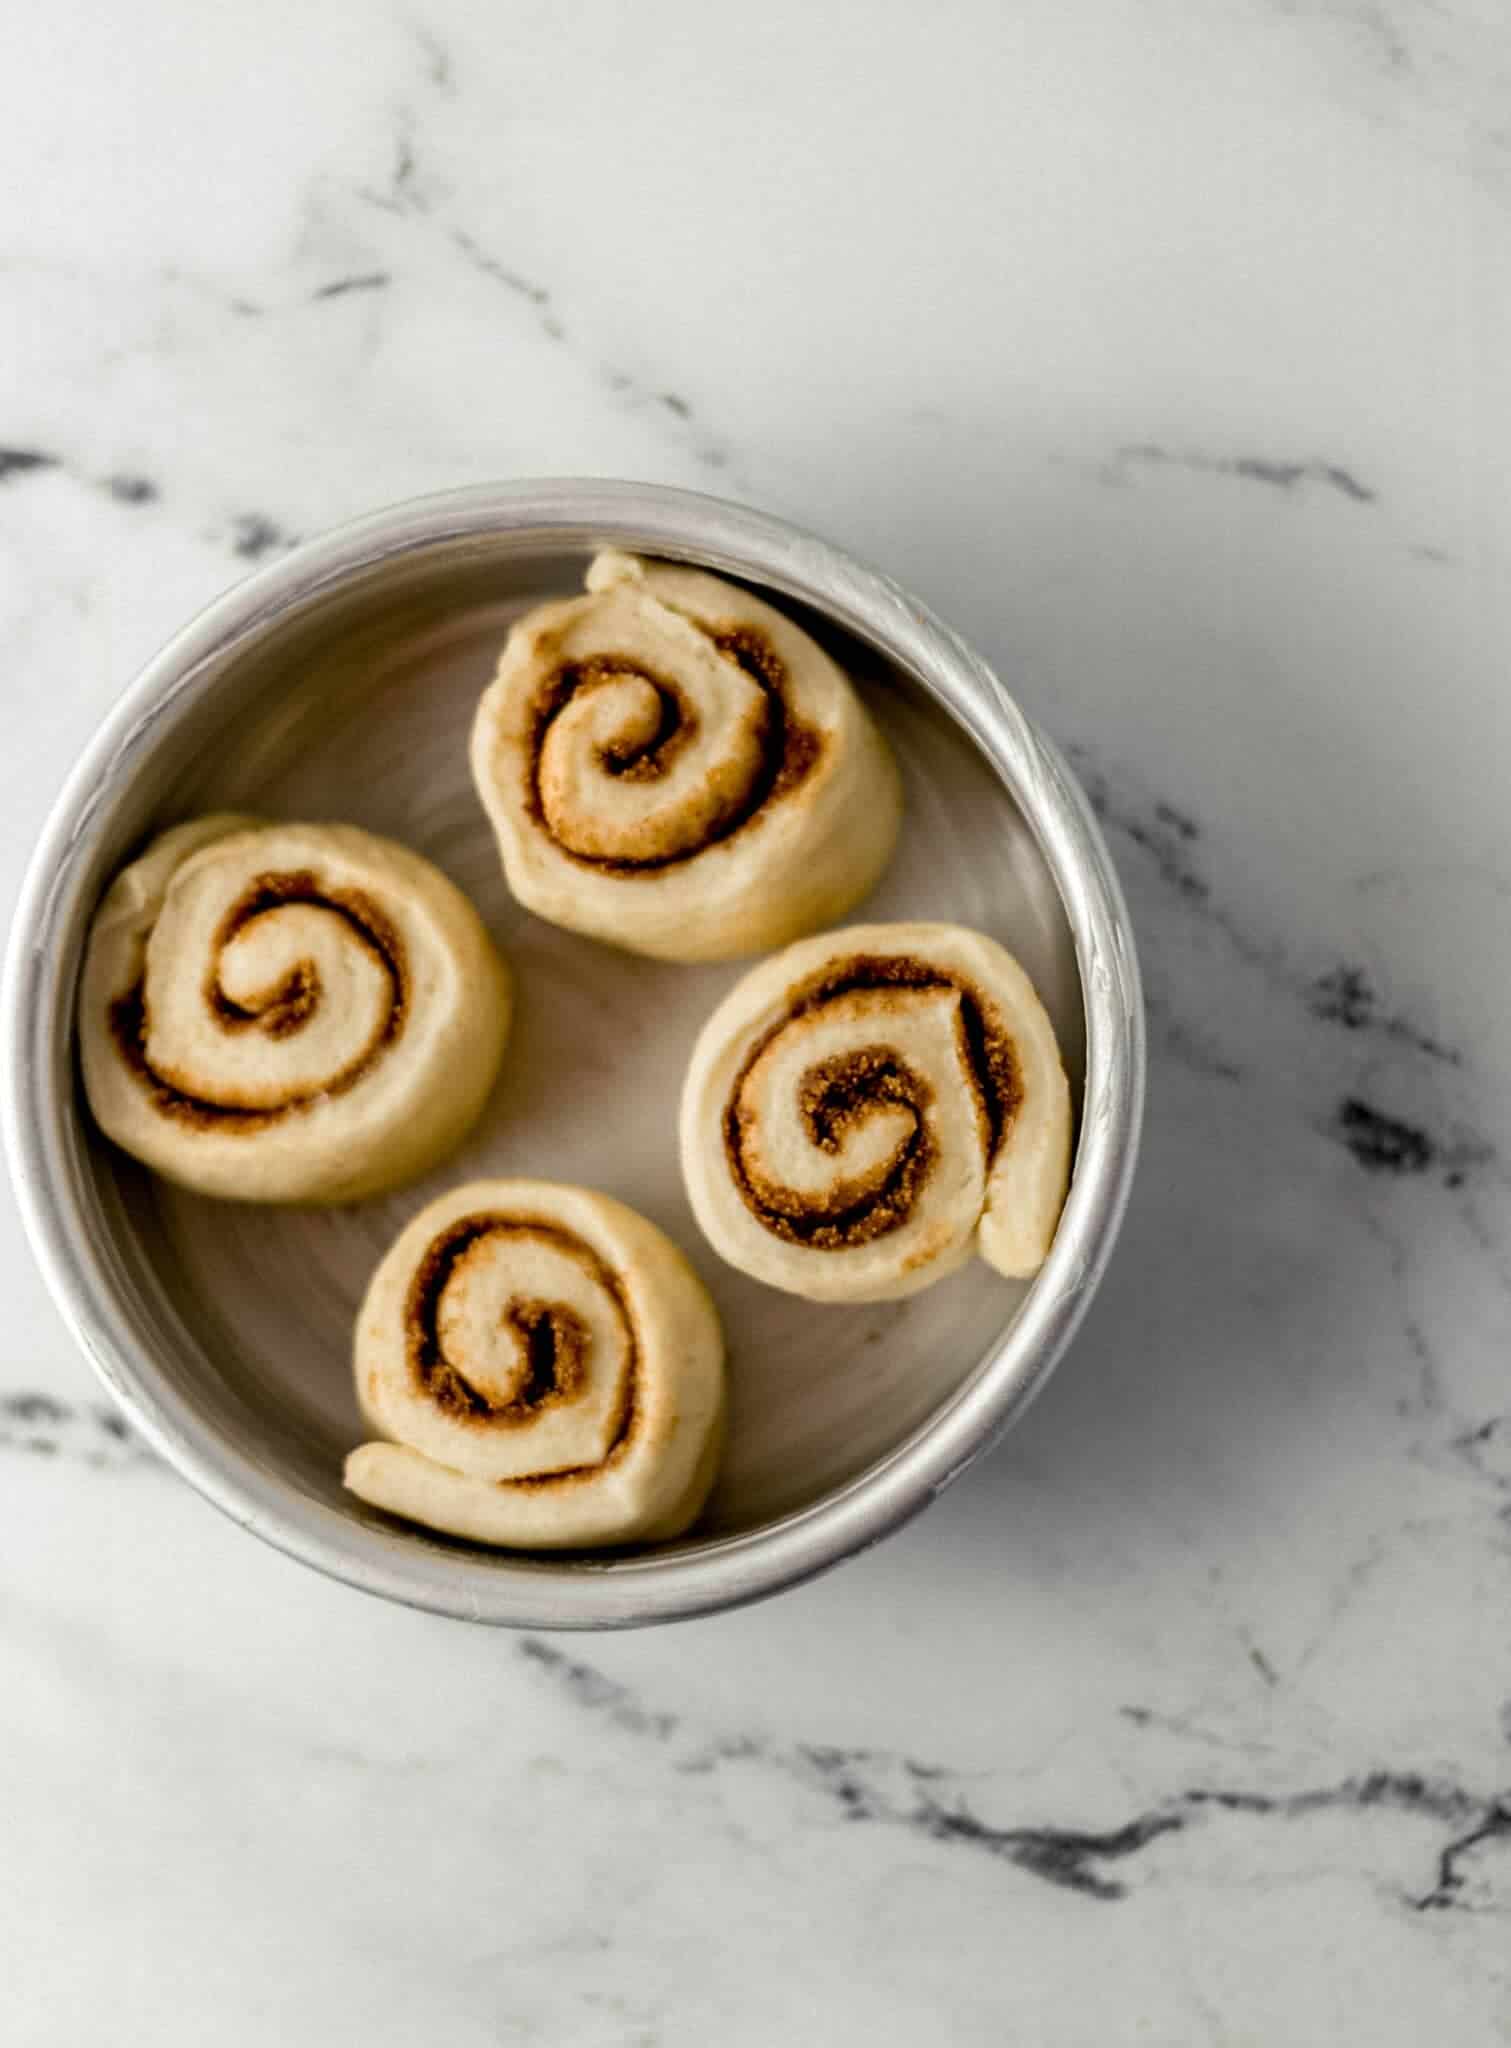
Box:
724;954;1023;1251
109;870;407;1129
404;1216;636;1456
527;627;821;873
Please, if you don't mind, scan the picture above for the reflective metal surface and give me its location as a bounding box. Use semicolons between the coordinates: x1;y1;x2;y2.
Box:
2;481;1144;1627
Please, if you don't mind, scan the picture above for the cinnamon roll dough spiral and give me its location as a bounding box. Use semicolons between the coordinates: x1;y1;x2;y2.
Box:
344;1181;726;1549
680;923;1072;1303
79;817;511;1203
470;551;902;961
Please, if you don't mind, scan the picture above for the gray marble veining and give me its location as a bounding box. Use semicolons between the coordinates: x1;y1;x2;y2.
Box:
2;0;1509;2039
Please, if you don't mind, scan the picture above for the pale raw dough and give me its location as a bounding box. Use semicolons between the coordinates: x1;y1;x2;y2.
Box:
344;1179;727;1549
679;922;1072;1303
79;817;511;1203
470;551;903;962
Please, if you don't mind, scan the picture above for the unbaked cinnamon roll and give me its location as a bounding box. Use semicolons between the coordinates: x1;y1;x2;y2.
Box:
680;922;1072;1302
79;817;511;1203
469;551;902;961
344;1180;726;1549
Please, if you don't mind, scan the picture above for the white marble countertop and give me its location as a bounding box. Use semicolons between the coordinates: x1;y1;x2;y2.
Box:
4;1;1510;2039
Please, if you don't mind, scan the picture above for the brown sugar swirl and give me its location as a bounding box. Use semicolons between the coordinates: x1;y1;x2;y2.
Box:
79;817;512;1204
723;954;1021;1252
108;868;407;1129
681;924;1074;1304
345;1182;727;1550
471;552;903;961
527;630;818;874
403;1214;631;1450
